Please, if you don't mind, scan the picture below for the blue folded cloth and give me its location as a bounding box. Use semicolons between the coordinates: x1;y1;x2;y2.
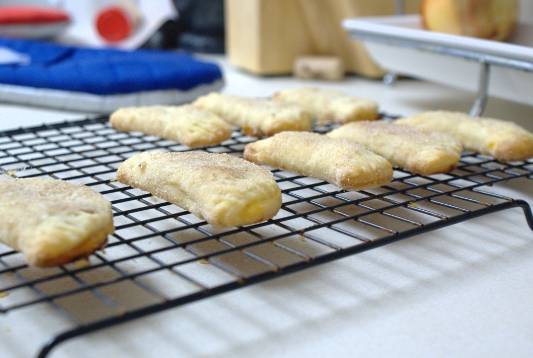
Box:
0;37;222;95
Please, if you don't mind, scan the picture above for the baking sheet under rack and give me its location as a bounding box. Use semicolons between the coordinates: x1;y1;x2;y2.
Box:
0;114;531;357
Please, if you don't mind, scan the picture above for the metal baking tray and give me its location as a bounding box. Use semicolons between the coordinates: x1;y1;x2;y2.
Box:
344;15;533;115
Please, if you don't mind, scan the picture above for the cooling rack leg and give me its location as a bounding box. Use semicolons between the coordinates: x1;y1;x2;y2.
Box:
469;62;491;117
516;200;533;231
383;72;398;86
37;331;76;358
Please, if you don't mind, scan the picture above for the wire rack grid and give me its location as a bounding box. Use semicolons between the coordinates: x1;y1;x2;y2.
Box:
0;114;531;357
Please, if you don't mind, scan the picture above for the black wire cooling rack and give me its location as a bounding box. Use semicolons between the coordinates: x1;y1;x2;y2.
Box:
0;114;532;357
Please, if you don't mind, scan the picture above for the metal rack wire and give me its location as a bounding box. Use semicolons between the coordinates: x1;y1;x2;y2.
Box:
0;114;532;357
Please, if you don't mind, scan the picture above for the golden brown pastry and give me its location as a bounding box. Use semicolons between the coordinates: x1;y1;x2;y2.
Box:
396;111;533;161
273;87;379;124
0;177;113;267
116;151;281;227
110;104;232;148
244;131;392;190
327;121;462;175
421;0;517;41
193;92;312;136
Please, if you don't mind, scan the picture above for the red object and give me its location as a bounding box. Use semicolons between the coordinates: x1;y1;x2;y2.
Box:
96;6;132;43
0;6;70;24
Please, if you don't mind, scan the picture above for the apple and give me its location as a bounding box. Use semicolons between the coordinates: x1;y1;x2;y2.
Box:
421;0;518;41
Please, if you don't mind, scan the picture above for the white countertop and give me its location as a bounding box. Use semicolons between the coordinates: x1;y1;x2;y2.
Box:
1;58;533;358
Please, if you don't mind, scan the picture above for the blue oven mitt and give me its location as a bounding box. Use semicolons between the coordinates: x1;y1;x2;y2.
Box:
0;37;223;112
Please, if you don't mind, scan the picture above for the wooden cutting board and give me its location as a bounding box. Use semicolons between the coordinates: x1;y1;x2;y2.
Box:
225;0;420;78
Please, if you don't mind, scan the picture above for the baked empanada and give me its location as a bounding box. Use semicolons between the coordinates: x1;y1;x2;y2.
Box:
110;104;232;148
116;151;281;227
0;177;113;267
328;121;462;174
244;131;392;190
273;87;378;124
193;92;312;136
397;111;533;161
